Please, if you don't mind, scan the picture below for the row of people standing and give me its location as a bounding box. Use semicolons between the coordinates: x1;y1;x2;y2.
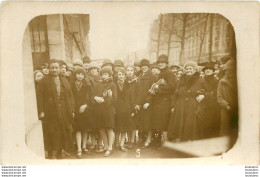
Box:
33;54;238;159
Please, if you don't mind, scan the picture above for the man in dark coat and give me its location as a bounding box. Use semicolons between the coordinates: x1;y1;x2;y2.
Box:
38;59;75;159
135;59;157;147
151;54;177;145
203;62;221;138
217;60;238;149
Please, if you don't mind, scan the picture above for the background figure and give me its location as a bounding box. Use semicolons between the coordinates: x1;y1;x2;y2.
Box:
203;62;221;138
38;59;75;159
217;56;232;80
41;63;49;75
217;60;238;149
168;61;210;141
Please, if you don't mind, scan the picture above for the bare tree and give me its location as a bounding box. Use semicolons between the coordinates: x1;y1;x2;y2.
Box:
175;13;197;63
163;14;177;57
198;14;209;63
208;14;214;61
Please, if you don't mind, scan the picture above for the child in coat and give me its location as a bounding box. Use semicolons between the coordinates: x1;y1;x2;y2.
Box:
93;66;117;157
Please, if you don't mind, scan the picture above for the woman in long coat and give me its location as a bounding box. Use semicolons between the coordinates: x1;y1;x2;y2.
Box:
38;59;75;159
93;66;117;157
70;66;92;158
135;59;157;147
114;67;136;151
168;61;210;141
151;55;177;143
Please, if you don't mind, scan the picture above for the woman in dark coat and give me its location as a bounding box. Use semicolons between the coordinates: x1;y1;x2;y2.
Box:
88;63;104;152
70;66;92;158
93;66;117;157
38;59;75;159
125;66;139;149
203;62;221;138
135;59;157;147
168;61;210;141
114;67;136;151
217;60;238;148
151;55;177;143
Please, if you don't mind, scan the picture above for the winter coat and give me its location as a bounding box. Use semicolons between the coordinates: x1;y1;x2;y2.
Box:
114;79;136;132
203;75;221;137
135;70;157;131
70;79;93;131
168;72;210;140
89;75;102;132
37;75;75;152
217;76;238;136
93;78;117;129
151;68;177;131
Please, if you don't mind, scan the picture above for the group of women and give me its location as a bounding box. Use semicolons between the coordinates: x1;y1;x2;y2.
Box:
33;54;238;159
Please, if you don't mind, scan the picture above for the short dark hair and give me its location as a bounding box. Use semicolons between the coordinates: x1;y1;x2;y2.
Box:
49;59;61;66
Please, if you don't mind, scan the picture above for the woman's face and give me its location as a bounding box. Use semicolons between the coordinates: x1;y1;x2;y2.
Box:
176;70;183;79
101;73;110;80
49;63;60;76
151;68;160;75
141;65;149;73
42;67;49;75
204;68;214;76
90;68;98;76
65;70;72;77
117;71;126;81
126;67;135;78
76;73;85;81
135;66;141;73
35;71;44;82
60;64;67;75
158;62;167;70
185;66;196;76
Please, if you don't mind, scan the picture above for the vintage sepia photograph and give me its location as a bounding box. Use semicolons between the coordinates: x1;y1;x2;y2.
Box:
1;1;259;167
24;13;238;159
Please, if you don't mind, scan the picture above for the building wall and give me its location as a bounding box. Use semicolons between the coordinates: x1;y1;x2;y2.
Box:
148;13;235;65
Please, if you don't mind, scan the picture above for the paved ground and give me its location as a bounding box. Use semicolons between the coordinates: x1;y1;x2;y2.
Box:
62;143;193;159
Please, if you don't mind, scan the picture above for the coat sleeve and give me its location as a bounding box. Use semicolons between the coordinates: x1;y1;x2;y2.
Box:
217;82;229;108
64;79;75;113
157;72;177;95
104;83;117;107
144;74;157;104
37;79;45;113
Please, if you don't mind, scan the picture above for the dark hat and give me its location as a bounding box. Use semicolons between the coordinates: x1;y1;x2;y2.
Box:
114;59;124;67
202;62;215;72
150;62;159;69
88;63;99;70
117;67;126;74
219;56;232;64
157;54;168;63
223;60;236;71
170;63;181;69
102;59;113;68
67;63;74;72
100;66;113;76
75;66;86;75
140;59;150;67
83;56;91;64
134;61;140;66
73;59;84;67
